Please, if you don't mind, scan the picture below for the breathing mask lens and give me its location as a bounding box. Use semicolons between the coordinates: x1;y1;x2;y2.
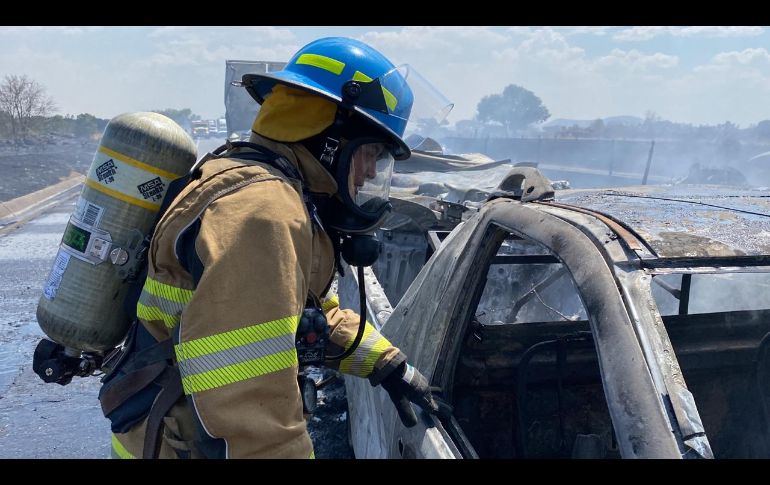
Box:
348;142;394;215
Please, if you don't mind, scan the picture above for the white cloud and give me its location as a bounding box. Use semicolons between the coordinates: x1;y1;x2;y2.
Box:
614;26;764;42
563;26;614;36
515;28;586;63
358;26;509;59
677;26;764;37
148;26;295;42
595;49;679;71
694;48;770;74
138;27;300;68
613;26;670;41
0;26;102;35
506;27;533;36
712;47;770;66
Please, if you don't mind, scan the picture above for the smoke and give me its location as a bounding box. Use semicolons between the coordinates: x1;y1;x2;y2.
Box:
652;272;770;316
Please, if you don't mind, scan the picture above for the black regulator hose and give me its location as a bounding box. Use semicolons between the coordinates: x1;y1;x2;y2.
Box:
325;265;368;361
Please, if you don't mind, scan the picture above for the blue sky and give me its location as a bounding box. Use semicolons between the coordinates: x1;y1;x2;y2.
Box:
1;26;768;127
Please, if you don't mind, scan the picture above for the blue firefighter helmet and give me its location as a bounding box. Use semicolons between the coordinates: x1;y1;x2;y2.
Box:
243;37;416;160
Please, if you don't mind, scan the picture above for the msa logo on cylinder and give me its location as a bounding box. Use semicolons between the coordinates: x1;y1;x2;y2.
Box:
96;159;117;184
137;177;165;201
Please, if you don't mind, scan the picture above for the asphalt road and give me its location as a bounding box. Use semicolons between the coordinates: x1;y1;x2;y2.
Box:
0;197;111;458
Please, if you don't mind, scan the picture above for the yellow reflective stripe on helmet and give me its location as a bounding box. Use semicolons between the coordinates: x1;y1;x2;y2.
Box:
322;295;340;312
111;434;136;459
352;71;372;82
136;302;179;329
338;323;392;377
175;315;300;394
381;89;398;112
297;54;345;75
352;70;398;112
179;349;297;394
143;277;194;304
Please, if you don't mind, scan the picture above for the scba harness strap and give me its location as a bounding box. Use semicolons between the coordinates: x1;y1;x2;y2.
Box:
100;141;320;459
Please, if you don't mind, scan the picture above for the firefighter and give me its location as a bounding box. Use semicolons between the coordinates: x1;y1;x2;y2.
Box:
107;37;449;459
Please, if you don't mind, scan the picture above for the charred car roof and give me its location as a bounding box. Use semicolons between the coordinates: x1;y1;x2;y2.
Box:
553;184;770;259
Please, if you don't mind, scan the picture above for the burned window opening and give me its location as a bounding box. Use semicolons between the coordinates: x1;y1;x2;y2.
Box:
446;228;615;458
649;271;770;458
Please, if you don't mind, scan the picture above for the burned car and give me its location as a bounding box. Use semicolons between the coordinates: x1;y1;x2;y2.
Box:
339;167;770;459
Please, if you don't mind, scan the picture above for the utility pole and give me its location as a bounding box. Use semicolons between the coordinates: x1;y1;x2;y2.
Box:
642;140;655;185
608;139;615;176
537;136;542;165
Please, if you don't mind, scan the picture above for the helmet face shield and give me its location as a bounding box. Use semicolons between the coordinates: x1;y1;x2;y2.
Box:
378;65;454;146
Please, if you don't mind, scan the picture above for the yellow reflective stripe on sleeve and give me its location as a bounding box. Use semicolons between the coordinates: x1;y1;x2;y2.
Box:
175;316;298;359
180;349;297;394
309;450;315;459
111;434;136;459
136;302;179;329
322;295;340;312
175;315;300;394
136;277;192;329
339;324;374;374
143;277;194;303
352;70;398;112
338;323;392;377
296;54;345;75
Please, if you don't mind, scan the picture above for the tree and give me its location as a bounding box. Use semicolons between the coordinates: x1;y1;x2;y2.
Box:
0;110;11;138
475;84;550;135
73;113;107;138
588;118;605;138
755;120;770;141
0;74;56;139
152;108;197;132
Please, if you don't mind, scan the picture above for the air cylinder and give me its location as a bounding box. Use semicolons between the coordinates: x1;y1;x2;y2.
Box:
36;112;197;352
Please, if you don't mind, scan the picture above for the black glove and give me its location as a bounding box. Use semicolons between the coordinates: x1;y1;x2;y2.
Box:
380;362;438;427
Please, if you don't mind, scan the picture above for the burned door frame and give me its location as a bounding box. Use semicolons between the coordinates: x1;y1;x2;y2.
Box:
432;198;687;458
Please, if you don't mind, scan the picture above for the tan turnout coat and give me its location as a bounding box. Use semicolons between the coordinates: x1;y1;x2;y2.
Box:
110;134;403;459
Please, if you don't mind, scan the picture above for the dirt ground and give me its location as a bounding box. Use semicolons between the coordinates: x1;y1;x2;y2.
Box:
0;139;96;203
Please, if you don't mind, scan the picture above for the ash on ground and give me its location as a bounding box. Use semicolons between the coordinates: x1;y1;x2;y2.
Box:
305;366;355;459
